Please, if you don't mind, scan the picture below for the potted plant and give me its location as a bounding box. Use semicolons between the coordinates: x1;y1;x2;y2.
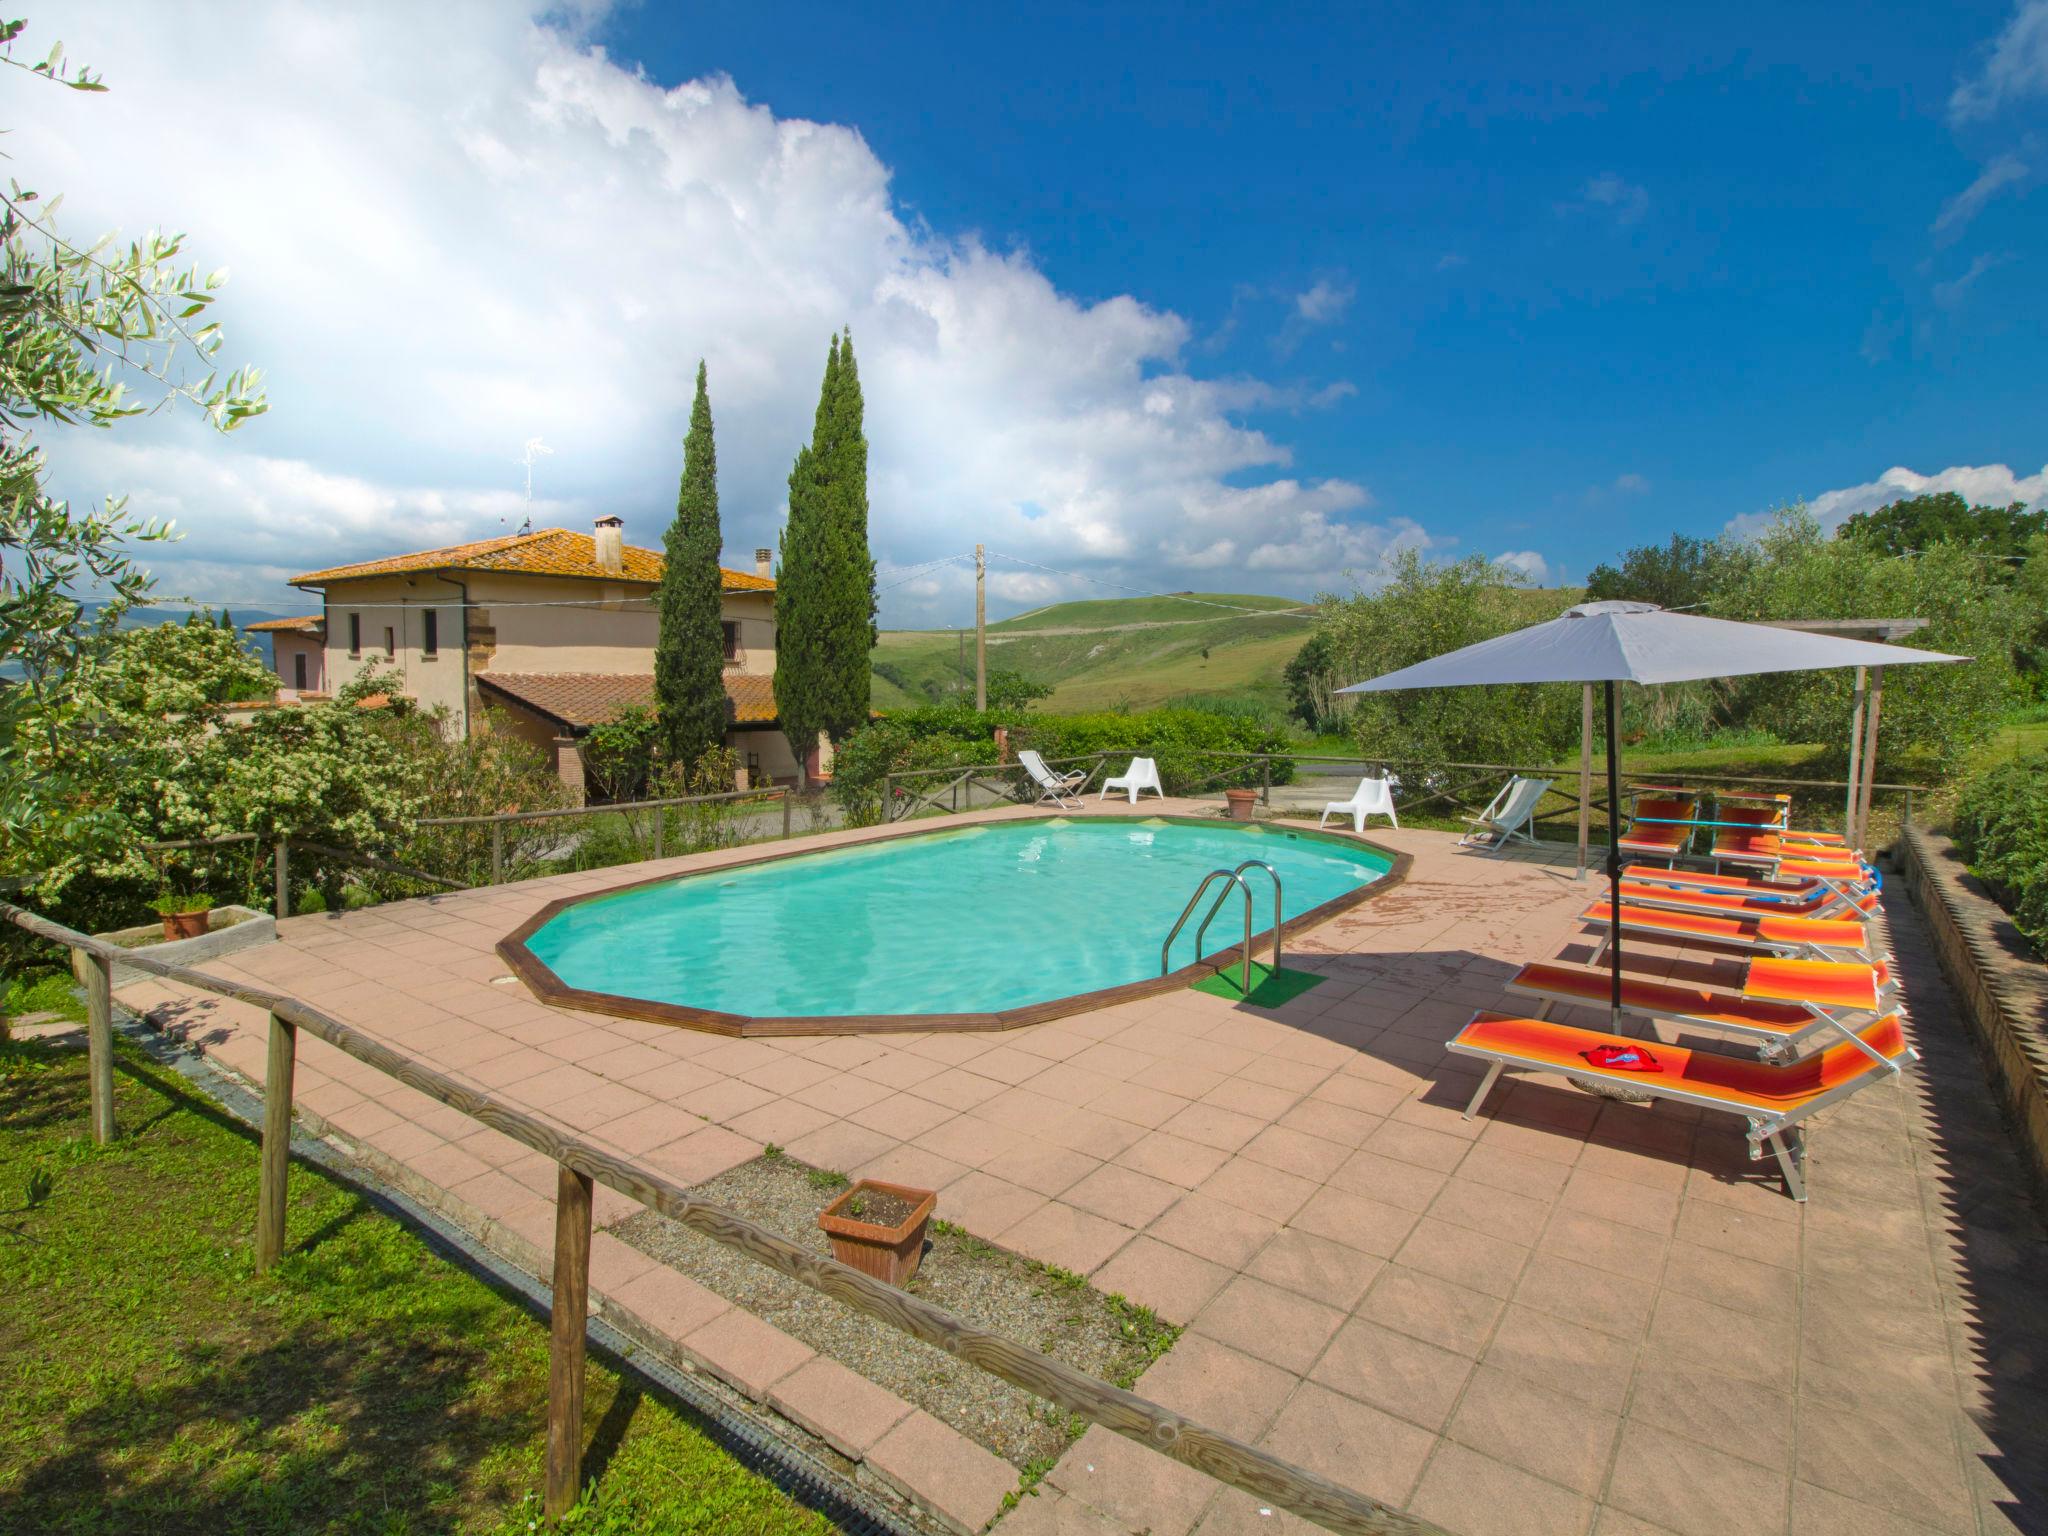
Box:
150;892;216;942
817;1178;937;1287
1224;786;1259;821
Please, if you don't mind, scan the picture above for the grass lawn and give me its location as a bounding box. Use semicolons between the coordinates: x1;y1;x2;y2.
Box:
0;1036;841;1536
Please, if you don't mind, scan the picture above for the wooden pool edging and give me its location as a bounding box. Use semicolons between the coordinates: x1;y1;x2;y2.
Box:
495;813;1413;1037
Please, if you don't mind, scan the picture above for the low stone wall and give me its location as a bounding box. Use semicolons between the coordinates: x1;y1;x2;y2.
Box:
1896;823;2048;1202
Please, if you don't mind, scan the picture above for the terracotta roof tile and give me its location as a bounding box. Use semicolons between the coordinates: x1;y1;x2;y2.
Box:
290;528;774;593
245;615;326;634
477;671;780;730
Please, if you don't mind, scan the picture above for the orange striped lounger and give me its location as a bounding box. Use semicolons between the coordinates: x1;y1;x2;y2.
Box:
1504;960;1853;1058
1617;797;1698;863
1580;901;1877;962
1615;877;1879;922
1622;862;1873;900
1448;1011;1916;1199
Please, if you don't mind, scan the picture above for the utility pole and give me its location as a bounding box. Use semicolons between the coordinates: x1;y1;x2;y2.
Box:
974;544;987;711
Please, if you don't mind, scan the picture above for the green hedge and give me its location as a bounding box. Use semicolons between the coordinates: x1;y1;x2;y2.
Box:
1951;754;2048;954
830;706;1296;825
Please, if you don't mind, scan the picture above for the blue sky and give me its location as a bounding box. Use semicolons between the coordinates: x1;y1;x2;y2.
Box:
605;0;2043;587
27;0;2048;619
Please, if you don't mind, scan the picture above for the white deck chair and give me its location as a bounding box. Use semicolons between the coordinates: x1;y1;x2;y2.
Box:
1018;749;1086;809
1319;775;1398;833
1459;776;1553;853
1100;756;1165;805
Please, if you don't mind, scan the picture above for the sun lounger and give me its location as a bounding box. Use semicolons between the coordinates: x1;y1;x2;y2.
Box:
1100;756;1165;805
1322;775;1400;833
1616;877;1878;922
1448;1010;1914;1198
1616;796;1698;862
1580;901;1877;963
1458;775;1550;852
1018;749;1086;809
1504;960;1850;1058
1622;862;1873;899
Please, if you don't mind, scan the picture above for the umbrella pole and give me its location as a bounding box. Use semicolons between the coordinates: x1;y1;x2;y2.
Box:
1605;680;1624;1017
1843;666;1867;840
1577;684;1593;880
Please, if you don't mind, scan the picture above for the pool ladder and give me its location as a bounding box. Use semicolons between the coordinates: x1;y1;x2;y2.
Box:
1161;860;1283;996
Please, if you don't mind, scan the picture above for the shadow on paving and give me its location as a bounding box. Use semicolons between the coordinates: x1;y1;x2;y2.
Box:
1885;887;2048;1533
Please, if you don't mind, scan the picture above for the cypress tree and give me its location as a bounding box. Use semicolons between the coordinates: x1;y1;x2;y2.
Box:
655;360;730;770
774;338;837;783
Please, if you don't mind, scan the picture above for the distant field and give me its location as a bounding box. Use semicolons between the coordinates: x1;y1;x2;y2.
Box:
873;591;1319;713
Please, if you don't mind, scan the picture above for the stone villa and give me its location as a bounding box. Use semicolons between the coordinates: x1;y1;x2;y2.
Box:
251;517;801;797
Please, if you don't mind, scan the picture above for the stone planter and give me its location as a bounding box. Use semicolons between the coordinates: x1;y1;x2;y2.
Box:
95;904;278;988
817;1179;936;1287
1224;787;1259;822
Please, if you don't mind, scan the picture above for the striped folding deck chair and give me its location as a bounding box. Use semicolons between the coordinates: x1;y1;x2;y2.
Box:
1617;796;1698;863
1448;1011;1916;1199
1579;901;1876;963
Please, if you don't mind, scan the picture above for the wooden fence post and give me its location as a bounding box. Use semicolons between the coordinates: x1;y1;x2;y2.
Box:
256;1009;297;1270
1260;755;1271;807
652;805;665;862
882;773;894;824
274;837;289;917
75;946;115;1145
781;788;793;840
545;1164;595;1520
491;820;505;885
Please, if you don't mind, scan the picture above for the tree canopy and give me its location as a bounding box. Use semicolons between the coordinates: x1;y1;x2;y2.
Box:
1836;491;2045;565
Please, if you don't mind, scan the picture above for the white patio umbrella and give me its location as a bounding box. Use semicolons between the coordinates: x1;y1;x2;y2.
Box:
1336;601;1966;1013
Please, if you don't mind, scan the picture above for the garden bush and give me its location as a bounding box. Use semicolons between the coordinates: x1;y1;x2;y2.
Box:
1951;755;2048;955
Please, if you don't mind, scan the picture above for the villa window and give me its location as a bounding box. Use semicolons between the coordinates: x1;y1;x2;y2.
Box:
348;613;361;656
293;652;307;690
384;626;395;659
423;609;439;658
723;621;739;661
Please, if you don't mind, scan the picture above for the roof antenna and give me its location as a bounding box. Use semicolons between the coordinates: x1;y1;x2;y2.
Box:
507;436;551;532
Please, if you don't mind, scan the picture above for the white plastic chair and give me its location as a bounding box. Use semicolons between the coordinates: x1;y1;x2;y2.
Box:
1018;749;1086;809
1319;775;1399;833
1460;776;1554;853
1100;756;1165;805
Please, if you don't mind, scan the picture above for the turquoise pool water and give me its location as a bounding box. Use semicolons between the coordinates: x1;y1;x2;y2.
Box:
520;819;1392;1019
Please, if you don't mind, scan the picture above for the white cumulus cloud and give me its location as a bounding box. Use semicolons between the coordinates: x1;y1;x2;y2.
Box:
1932;153;2030;241
1951;1;2048;121
1496;550;1554;585
1725;462;2048;538
24;0;1403;623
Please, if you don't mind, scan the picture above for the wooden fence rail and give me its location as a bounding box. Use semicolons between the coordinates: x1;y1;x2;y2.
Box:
4;897;1446;1536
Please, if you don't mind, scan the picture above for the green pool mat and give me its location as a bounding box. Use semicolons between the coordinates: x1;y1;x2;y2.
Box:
1192;959;1328;1007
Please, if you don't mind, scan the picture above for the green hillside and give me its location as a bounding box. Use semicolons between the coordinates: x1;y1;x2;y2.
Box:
871;591;1318;714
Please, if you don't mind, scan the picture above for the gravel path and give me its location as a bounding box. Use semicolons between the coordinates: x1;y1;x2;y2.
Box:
614;1156;1177;1469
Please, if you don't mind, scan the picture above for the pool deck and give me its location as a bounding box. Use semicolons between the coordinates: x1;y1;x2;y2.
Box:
115;799;2047;1536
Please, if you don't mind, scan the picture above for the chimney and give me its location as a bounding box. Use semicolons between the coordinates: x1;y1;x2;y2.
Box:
755;547;773;580
593;515;624;576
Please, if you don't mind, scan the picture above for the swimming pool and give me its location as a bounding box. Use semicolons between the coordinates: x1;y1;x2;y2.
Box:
500;817;1398;1032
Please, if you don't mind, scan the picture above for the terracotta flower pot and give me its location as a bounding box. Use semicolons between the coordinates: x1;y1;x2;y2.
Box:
160;910;211;941
1224;787;1259;822
817;1179;937;1287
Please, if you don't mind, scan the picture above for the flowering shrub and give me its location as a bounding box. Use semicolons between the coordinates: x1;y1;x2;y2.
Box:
1952;755;2048;955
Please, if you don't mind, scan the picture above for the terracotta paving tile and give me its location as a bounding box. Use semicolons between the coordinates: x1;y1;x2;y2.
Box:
937;1170;1048;1238
1793;1402;1974;1533
1311;1072;1413;1117
683;1306;815;1399
1539;1208;1670;1281
588;1230;658;1293
674;1076;777;1123
1038;1106;1148;1160
1447;1364;1619;1494
1574;1135;1692;1192
1132;1332;1299;1441
915;1113;1023;1168
1427;1174;1554;1247
1628;1356;1793;1473
1258;1382;1436;1510
1560;1166;1683;1234
1363;1117;1473;1174
1411;1442;1599;1536
973;1044;1062;1086
784;1119;899;1175
641;1125;759;1184
842;1088;958;1141
1005;1200;1137;1274
974;1086;1071;1133
1046;1437;1216;1536
610;1264;732;1341
1309;1315;1475;1430
1674;1199;1801;1269
1060;1162;1182;1228
1146;1193;1282;1271
768;1356;913;1459
856;1142;971;1193
851;1050;948;1090
1788;1478;1951;1536
1190;1274;1346;1375
1659;1236;1800;1315
1086;1080;1197;1130
1482;1304;1639;1413
724;1097;837;1148
1395;1216;1532;1300
910;1066;1012;1110
1193;1156;1318;1222
1275;1095;1384;1147
1158;1101;1267;1153
1238;1124;1351;1181
1244;1227;1382;1310
1088;1235;1232;1323
1327;1147;1451;1212
868;1409;1019;1536
1513;1252;1656;1340
1646;1290;1793;1388
1476;1112;1588;1167
1200;1076;1303;1121
1115;1130;1233;1188
1359;1263;1505;1358
1288;1184;1422;1258
1607;1420;1790;1536
997;1488;1135;1535
1130;1058;1228;1101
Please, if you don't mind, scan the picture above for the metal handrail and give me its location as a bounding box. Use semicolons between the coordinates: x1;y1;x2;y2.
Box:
1202;859;1283;976
1162;867;1253;990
